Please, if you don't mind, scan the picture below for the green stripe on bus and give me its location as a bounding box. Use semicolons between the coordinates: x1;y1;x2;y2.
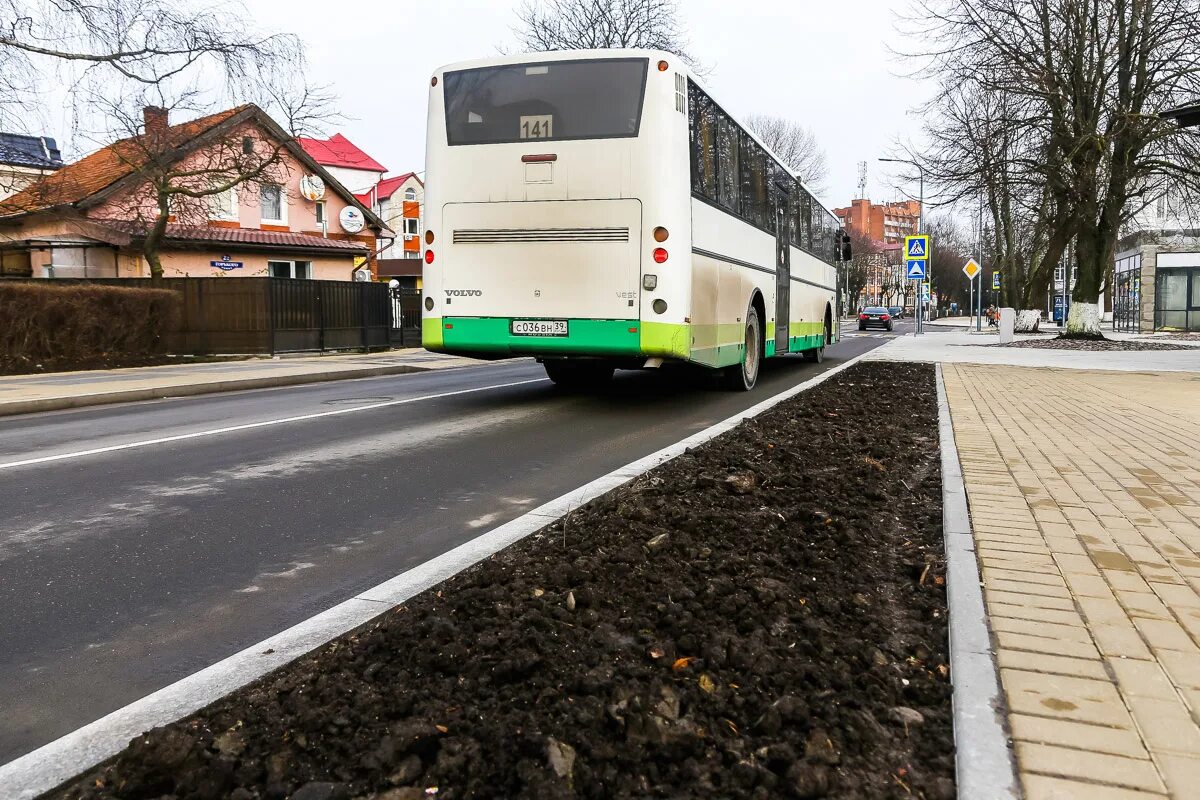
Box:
439;317;643;356
422;317;444;350
640;321;691;359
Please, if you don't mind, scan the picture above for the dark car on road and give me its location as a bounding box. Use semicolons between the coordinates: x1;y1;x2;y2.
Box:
858;306;894;331
888;305;905;319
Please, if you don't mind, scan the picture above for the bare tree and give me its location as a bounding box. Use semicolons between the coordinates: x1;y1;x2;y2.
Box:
745;114;829;193
903;0;1200;336
512;0;701;69
0;0;300;131
843;226;880;312
0;0;340;281
83;88;335;279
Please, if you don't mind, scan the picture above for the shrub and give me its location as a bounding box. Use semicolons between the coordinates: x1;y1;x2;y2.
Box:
0;281;181;371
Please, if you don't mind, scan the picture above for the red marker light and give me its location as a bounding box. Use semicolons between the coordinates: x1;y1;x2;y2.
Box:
424;249;435;264
653;247;668;264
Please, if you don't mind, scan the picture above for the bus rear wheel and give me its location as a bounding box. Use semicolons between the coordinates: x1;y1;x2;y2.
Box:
723;305;761;391
543;359;614;390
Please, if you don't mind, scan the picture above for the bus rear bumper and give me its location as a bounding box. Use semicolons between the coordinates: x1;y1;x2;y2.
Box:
423;317;690;360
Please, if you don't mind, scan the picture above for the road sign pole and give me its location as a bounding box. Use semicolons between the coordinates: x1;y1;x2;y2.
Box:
977;276;982;331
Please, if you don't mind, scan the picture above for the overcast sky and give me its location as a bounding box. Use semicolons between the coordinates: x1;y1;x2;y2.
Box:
35;0;931;211
238;0;934;210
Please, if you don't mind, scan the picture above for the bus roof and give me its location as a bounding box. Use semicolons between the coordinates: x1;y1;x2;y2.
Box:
430;48;836;218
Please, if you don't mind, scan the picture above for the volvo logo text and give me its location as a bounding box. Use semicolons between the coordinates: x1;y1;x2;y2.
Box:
445;289;482;297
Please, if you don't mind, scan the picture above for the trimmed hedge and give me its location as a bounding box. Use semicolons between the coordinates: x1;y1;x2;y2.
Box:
0;281;180;371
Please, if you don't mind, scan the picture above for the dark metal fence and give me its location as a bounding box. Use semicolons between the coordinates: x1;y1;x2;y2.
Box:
11;277;422;355
389;287;423;348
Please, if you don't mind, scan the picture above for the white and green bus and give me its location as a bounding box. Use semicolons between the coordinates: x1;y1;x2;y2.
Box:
421;49;849;390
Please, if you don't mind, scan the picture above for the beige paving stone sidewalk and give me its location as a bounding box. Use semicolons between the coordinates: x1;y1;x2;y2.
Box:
944;364;1200;799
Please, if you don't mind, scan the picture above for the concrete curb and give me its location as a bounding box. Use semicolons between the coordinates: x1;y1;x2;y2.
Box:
0;350;875;800
936;364;1021;799
0;364;435;418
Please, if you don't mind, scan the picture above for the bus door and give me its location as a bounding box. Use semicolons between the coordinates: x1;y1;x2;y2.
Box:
774;186;792;355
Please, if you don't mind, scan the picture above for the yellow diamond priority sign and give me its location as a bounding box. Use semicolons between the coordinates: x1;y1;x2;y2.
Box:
962;258;981;280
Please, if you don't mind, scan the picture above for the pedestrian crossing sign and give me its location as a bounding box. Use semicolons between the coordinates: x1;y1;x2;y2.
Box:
905;235;929;259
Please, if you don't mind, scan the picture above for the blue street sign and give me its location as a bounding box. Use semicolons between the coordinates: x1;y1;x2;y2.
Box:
992;272;1001;290
906;260;927;279
905;235;929;258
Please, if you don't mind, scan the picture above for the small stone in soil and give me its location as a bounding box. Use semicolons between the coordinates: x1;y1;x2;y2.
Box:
546;737;576;780
889;706;926;727
289;781;348;800
723;471;757;494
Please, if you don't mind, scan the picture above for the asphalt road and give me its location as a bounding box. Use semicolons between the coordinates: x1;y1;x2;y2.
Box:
0;321;910;763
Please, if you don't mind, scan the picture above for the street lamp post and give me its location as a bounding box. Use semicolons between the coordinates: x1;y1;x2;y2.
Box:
879;157;925;333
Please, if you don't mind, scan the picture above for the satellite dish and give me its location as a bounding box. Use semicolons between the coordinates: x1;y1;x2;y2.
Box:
299;174;326;201
339;205;365;233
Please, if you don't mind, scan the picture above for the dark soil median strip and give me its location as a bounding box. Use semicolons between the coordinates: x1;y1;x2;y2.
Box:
23;361;958;800
935;366;1019;799
2;352;873;798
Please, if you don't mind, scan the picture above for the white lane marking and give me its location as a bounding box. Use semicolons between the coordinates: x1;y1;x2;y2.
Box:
0;348;874;800
0;378;548;471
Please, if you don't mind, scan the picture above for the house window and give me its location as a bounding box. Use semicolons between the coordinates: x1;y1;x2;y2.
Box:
404;187;417;201
315;201;326;226
260;184;284;223
268;260;311;279
403;217;418;236
268;261;312;280
209;187;238;220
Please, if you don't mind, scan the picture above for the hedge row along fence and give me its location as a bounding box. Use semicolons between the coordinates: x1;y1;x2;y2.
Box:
0;281;180;370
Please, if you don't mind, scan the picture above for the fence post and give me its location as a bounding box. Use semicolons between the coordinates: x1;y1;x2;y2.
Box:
266;278;276;357
360;284;369;352
316;282;325;352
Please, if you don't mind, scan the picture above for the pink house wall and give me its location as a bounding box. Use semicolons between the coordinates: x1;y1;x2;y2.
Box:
91;123;365;240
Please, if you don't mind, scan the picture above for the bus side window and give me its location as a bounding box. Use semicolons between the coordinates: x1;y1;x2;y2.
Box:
796;191;812;251
739;134;772;232
688;82;717;201
716;112;739;212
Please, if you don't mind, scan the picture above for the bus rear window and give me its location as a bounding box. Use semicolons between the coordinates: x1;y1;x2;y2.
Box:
442;58;648;146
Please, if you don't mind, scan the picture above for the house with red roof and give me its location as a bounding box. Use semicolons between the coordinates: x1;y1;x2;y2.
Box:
299;132;424;287
298;133;387;197
374;172;424;286
0;106;391;280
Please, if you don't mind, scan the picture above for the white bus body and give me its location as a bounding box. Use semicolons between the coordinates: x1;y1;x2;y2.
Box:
422;49;843;389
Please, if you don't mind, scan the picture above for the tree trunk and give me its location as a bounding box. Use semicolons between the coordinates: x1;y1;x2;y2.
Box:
145;191;171;283
1015;310;1041;333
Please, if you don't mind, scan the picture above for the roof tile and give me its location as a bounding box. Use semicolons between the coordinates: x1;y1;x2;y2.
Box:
297;133;387;173
95;219;368;252
0;106;249;215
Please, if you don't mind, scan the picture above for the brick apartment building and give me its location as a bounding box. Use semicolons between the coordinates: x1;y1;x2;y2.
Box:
832;198;921;245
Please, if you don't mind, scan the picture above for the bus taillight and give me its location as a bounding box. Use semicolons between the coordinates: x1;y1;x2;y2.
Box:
653;226;669;242
653;247;668;264
425;249;435;264
425;230;435;245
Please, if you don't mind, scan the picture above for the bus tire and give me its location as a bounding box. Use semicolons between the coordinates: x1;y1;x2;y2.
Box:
723;305;762;391
805;344;824;363
543;360;614;390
